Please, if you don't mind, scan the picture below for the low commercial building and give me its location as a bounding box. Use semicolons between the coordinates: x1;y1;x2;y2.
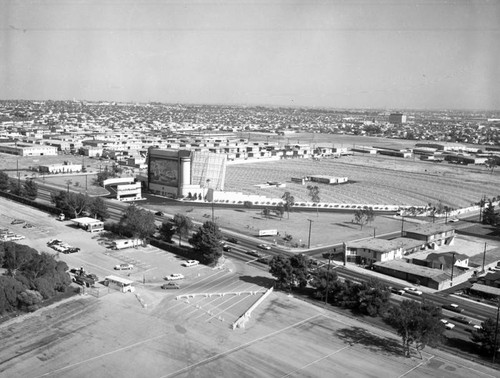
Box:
0;142;58;156
39;162;83;174
308;175;348;185
373;259;451;290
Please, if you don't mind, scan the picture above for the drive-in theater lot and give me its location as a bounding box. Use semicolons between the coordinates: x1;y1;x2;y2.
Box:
1;198;499;377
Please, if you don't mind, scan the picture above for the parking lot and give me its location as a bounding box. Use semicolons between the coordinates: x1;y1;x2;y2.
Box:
1;197;500;377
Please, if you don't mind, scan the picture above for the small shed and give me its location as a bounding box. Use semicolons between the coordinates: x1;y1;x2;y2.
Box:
71;217;104;233
104;275;135;293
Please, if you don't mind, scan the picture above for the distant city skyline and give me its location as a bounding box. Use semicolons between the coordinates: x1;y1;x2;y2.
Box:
1;0;499;111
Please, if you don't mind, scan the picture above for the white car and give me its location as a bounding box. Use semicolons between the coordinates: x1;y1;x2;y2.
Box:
258;244;271;250
181;260;199;267
53;244;69;253
165;273;185;281
114;263;134;270
404;287;423;296
445;322;455;330
9;234;25;241
449;218;459;223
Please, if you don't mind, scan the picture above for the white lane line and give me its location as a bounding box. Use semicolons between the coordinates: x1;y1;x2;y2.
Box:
398;355;434;378
34;333;168;378
280;344;353;378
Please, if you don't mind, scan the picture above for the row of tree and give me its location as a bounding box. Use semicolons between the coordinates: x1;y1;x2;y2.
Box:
268;253;500;359
0;242;72;314
108;206;224;265
51;190;110;220
0;171;38;200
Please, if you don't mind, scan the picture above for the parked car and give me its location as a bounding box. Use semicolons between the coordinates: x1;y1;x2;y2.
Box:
165;273;185;281
442;303;463;313
53;244;69;253
11;219;24;225
114;263;134;270
404;287;423;296
9;234;25;241
226;237;238;244
449;218;459;223
23;223;34;229
258;244;271;250
161;282;180;290
47;239;63;246
222;244;231;252
155;211;164;217
65;247;81;254
181;260;199;267
450;316;472;325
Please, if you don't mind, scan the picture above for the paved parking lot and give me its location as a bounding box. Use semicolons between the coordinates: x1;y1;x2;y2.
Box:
2;197;500;378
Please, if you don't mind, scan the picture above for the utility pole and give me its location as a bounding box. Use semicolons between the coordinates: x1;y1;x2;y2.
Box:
325;253;332;307
307;219;313;249
482;242;487;273
401;215;405;236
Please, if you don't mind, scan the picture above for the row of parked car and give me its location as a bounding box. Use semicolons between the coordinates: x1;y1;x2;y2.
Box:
1;228;26;242
47;239;80;254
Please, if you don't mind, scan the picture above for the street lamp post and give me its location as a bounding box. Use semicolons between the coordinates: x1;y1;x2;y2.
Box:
307;219;313;249
325;252;332;306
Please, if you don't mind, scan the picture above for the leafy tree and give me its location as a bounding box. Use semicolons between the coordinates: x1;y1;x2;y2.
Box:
0;276;24;314
356;278;391;316
188;220;224;264
9;179;25;197
354;209;369;230
159;221;176;243
2;242;38;275
486;156;500;173
17;290;43;309
471;317;500;356
94;165;118;187
262;207;271;219
86;197;110;220
307;185;320;217
311;265;339;301
269;254;293;290
118;204;157;244
482;201;497;225
386;300;444;358
275;203;285;219
269;254;309;290
281;192;295;219
173;213;193;247
23;178;38;200
51;191;88;218
0;170;11;191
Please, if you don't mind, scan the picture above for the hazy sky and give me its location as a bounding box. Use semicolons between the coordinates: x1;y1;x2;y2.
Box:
1;0;499;110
